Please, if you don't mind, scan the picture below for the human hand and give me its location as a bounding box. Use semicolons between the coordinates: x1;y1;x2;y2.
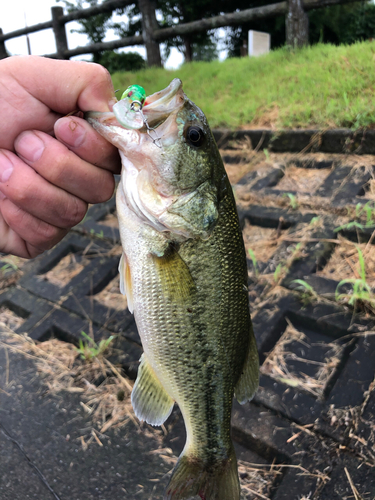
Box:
0;56;121;259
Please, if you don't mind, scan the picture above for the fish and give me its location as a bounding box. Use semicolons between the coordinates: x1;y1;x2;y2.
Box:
86;78;259;500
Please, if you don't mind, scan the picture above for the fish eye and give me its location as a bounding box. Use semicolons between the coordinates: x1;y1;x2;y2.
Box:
185;126;205;147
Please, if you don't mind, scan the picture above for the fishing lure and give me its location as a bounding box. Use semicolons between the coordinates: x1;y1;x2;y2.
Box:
113;84;161;147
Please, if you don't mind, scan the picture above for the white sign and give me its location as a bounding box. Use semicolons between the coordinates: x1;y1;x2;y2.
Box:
248;30;271;57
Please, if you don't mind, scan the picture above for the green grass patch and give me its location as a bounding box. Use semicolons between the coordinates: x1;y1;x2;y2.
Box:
111;41;375;129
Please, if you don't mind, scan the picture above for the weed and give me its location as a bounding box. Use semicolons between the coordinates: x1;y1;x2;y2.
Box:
248;248;259;278
360;201;375;227
263;148;270;161
292;279;319;304
0;262;18;273
274;263;287;283
334;221;365;232
76;331;115;361
335;246;375;314
90;229;104;239
309;216;321;225
283;193;299;210
336;202;375;232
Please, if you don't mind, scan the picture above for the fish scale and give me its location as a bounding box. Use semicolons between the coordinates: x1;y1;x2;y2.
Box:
86;78;259;500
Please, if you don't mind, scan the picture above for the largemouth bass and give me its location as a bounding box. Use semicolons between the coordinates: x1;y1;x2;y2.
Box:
87;79;259;500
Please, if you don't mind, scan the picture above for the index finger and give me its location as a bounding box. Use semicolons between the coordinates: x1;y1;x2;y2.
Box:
4;56;116;114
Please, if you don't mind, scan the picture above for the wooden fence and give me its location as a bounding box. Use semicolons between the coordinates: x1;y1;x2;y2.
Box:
0;0;363;66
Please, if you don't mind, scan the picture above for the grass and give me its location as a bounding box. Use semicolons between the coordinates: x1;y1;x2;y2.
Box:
335;246;375;315
111;41;375;130
76;330;115;361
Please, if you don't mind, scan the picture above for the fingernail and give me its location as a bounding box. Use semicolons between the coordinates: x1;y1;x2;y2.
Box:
15;131;45;162
55;117;86;148
0;152;13;183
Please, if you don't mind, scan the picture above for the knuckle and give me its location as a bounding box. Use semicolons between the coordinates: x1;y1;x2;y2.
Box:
34;219;60;246
59;197;87;228
90;173;115;204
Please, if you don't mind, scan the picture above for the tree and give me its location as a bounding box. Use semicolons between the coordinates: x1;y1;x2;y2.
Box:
156;0;223;63
56;0;146;69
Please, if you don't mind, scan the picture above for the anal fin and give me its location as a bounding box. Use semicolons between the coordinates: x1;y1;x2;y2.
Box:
131;354;174;426
235;327;259;404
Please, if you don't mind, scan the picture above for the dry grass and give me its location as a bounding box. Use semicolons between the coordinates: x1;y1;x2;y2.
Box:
39;253;91;287
260;319;344;398
0;331;135;445
276;165;331;193
249;105;280;130
242;220;282;263
93;274;127;311
238;461;282;499
366;179;375;200
0;306;26;332
317;237;375;287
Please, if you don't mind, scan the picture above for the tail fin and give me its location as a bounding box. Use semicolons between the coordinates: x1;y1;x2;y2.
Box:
164;449;240;500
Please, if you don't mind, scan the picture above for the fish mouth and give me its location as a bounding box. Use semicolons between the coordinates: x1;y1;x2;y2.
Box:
85;78;185;132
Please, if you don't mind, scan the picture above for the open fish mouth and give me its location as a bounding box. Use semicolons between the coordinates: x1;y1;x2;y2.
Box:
86;78;185;131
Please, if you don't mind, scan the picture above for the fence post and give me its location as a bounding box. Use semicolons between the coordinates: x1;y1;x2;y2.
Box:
51;6;69;59
286;0;309;48
138;0;162;67
0;29;8;59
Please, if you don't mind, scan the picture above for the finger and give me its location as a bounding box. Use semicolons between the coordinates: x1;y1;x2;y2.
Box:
0;198;68;257
14;130;116;204
3;56;116;114
0;150;88;229
54;116;121;174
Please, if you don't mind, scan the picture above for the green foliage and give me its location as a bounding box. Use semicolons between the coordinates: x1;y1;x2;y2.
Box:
310;217;321;225
274;263;287;283
358;201;375;227
335;202;375;232
98;51;145;73
334;221;365;232
157;0;220;62
111;41;375;130
335;246;375;313
0;262;18;273
292;279;319;304
56;0;129;63
283;193;299;210
309;3;375;46
89;228;104;238
247;249;259;278
76;331;115;361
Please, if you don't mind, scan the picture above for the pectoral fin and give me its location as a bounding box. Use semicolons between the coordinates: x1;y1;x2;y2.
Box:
119;252;134;313
152;247;195;302
131;354;174;426
235;329;259;404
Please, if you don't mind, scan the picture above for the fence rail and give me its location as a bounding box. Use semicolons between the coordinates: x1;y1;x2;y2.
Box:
0;0;364;65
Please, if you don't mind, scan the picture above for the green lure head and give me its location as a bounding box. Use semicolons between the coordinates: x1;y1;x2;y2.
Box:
113;84;147;129
121;84;146;111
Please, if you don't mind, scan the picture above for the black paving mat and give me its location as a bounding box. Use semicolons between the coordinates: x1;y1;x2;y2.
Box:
1;130;375;499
